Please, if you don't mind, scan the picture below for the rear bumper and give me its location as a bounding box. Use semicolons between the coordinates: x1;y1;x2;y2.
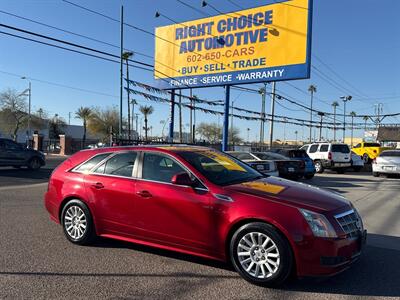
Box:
373;165;400;174
321;160;351;169
295;230;367;277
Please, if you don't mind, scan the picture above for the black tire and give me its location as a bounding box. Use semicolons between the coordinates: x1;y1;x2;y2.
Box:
363;154;370;164
27;157;42;170
61;199;96;245
353;166;362;172
304;173;314;179
230;222;294;287
372;172;380;177
314;161;324;173
336;168;345;174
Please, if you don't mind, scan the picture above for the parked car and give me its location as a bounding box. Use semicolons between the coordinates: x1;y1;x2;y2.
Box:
271;149;316;179
372;150;400;177
226;151;279;177
301;143;351;174
352;142;392;163
251;152;305;180
0;138;45;170
45;145;366;286
350;151;364;172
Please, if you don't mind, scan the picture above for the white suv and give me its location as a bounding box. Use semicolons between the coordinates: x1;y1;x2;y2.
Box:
300;143;351;173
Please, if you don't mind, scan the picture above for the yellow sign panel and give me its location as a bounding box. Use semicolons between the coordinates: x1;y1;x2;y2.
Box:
154;0;312;89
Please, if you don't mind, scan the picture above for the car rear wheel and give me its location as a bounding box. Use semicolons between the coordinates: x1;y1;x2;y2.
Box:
363;154;370;164
304;173;314;179
61;199;96;245
27;157;42;170
230;222;293;287
373;172;380;177
314;161;324;173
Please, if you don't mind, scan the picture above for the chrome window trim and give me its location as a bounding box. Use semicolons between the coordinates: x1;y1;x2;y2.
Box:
138;150;209;191
70;152;113;173
334;209;354;219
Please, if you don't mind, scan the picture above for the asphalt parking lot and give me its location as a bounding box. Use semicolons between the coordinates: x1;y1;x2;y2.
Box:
1;160;400;299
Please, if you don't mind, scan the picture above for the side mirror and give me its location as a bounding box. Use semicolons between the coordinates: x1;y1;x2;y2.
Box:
171;172;193;186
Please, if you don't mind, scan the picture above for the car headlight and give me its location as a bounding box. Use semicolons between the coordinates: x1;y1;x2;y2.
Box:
300;209;337;238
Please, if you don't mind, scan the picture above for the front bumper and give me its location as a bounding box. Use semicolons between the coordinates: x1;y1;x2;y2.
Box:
295;230;367;277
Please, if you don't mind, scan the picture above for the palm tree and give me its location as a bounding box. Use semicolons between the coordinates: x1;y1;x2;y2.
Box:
350;111;357;147
75;106;92;147
139;105;154;141
332;101;339;141
308;85;317;142
363;115;369;131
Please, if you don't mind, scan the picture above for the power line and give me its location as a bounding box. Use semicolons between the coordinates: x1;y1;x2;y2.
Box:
175;0;211;17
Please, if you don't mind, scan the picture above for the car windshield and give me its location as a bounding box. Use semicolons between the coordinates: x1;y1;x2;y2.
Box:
331;144;350;153
288;150;309;158
380;151;400;157
253;152;287;160
176;150;263;186
365;143;381;147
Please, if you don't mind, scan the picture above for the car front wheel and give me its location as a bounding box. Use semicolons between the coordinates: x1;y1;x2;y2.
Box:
314;161;324;173
27;157;42;170
230;222;293;287
61;199;96;245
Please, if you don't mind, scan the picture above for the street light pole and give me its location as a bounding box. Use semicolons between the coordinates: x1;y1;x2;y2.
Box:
21;77;31;146
269;82;276;149
341;96;352;142
119;5;124;140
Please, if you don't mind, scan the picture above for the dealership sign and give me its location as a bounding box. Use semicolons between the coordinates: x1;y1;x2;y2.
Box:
154;0;312;89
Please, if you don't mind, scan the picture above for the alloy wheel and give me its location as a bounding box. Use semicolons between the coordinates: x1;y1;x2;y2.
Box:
237;232;280;279
64;205;87;240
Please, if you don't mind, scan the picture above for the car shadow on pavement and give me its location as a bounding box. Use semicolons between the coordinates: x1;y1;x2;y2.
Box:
303;175;380;193
280;233;400;297
0;168;52;181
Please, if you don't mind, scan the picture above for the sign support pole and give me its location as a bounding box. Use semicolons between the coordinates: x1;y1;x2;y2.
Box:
169;90;175;143
269;82;276;149
222;85;230;151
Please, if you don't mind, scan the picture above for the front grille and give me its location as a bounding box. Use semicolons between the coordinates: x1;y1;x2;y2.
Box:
334;210;362;238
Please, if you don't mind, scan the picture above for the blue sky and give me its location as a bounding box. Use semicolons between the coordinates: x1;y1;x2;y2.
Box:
0;0;399;141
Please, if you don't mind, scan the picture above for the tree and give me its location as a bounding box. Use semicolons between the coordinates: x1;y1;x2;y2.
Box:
308;85;317;142
48;114;67;139
139;105;154;141
88;106;120;142
75;106;92;146
0;88;28;141
363;115;369;131
350;111;357;147
196;122;242;144
332;101;339;141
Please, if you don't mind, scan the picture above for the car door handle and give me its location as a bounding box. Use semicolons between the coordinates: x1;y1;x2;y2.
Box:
136;190;152;198
92;182;104;189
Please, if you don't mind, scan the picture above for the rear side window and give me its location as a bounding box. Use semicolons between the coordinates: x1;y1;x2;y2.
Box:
74;153;110;172
319;145;329;152
380;151;400;157
94;152;137;177
364;143;381;147
331;145;350;153
309;144;319;153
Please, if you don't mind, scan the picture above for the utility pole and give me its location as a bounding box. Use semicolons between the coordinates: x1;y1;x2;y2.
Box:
332;101;339;141
130;99;137;137
341;95;352;142
318;112;324;141
222;85;230;151
269;82;276;149
123;51;133;141
247;128;250;143
21;77;31;145
179;90;183;143
375;103;383;129
119;5;124;139
259;83;267;145
189;88;193;143
308;85;317;142
68;112;71;125
230;99;234;147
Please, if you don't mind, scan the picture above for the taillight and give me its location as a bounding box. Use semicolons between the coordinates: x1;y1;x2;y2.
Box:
328;152;332;160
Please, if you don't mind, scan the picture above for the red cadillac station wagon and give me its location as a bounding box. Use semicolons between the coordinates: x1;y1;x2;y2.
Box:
45;145;366;286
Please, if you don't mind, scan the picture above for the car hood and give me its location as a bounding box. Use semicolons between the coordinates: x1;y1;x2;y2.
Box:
224;176;349;213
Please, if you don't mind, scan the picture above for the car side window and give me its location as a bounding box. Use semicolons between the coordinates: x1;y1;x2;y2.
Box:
74;153;111;173
94;152;137;177
319;144;329;152
235;153;254;160
309;144;319;153
142;152;186;183
354;143;361;148
4;140;21;150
